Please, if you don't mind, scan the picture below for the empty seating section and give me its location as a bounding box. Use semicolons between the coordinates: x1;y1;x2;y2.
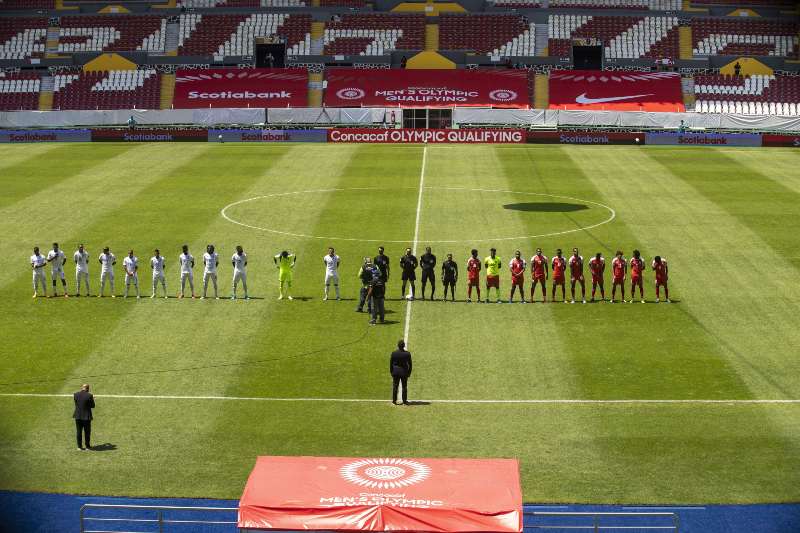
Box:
176;0;307;6
692;19;799;58
53;69;161;110
320;0;367;7
491;0;680;8
439;15;528;55
691;0;794;5
548;15;678;58
0;17;47;60
0;0;54;9
58;16;166;53
323;14;424;56
178;13;310;56
0;71;40;110
494;23;536;57
693;74;800;115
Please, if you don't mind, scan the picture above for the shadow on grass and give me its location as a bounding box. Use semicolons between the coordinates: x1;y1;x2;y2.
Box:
89;443;117;452
503;202;589;212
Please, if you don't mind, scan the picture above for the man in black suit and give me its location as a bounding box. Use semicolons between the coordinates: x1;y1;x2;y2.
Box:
73;383;95;451
390;340;412;405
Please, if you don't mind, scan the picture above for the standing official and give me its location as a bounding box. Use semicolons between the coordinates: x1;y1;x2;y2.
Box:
420;247;437;300
367;272;386;325
441;253;458;302
357;257;375;313
73;384;95;451
373;246;390;283
389;340;412;405
399;247;418;300
74;244;90;297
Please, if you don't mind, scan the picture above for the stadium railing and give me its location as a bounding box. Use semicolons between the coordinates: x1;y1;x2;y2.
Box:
79;503;239;533
524;511;680;532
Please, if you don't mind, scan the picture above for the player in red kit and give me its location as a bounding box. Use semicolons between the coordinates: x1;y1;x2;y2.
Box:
588;252;605;302
529;248;548;302
610;250;626;303
652;255;669;303
629;249;645;303
568;247;586;304
466;249;481;303
509;250;526;303
551;249;567;303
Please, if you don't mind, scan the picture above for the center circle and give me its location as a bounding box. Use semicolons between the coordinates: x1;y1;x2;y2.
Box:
220;187;615;243
364;465;406;480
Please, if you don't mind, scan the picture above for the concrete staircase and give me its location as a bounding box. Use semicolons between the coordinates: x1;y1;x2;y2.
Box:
160;74;175;109
681;76;695;110
45;26;61;58
534;23;549;57
679;25;693;60
38;75;54;111
425;23;439;51
310;21;325;55
164;20;179;56
308;71;323;107
534;73;548;109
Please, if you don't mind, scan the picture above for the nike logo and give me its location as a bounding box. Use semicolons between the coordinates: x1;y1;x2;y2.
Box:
575;92;655;104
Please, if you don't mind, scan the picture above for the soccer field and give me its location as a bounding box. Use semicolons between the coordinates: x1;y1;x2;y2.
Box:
0;142;799;504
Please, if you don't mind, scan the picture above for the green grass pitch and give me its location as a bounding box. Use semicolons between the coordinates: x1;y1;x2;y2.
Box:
0;142;799;504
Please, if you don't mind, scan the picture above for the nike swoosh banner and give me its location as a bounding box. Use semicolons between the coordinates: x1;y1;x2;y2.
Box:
238;456;523;532
549;70;684;112
174;68;308;109
325;68;530;108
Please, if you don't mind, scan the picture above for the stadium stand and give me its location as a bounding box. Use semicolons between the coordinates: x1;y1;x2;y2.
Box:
439;14;531;55
323;14;424;56
0;70;40;110
548;15;679;58
0;17;47;60
491;0;681;9
178;12;311;56
693;73;800;115
0;0;54;9
52;69;161;110
58;16;167;53
691;0;794;5
177;0;307;6
691;19;799;58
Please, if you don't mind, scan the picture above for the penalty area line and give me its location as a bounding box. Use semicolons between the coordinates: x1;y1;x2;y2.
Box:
1;393;799;404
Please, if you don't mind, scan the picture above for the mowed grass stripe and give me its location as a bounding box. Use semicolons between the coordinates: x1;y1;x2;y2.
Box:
567;146;799;399
0;144;211;291
226;145;421;399
408;145;580;400
0;144;73;172
725;149;800;197
494;146;749;401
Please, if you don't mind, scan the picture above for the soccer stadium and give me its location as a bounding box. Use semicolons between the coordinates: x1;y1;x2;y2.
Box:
0;0;799;531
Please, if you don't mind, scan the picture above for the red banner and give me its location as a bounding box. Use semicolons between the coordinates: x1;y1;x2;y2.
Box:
238;456;523;532
549;70;684;112
325;69;530;108
328;128;526;144
762;134;800;147
173;68;308;109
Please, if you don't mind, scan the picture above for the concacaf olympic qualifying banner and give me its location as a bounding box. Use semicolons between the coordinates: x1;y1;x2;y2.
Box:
173;68;308;108
549;70;684;112
328;128;526;143
325;69;530;108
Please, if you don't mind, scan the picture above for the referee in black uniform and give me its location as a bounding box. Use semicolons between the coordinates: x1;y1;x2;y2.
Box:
441;253;458;302
420;246;437;300
399;247;418;300
390;340;412;405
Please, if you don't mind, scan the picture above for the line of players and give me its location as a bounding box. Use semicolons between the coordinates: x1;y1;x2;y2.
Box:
29;243;251;299
353;246;670;305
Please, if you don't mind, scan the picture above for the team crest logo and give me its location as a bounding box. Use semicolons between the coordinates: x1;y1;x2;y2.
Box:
340;458;431;489
336;88;366;100
489;89;518;102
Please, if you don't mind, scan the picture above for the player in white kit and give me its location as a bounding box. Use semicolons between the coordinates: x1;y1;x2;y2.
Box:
179;244;195;299
46;242;68;297
202;244;219;299
98;246;116;297
123;249;140;298
323;247;341;301
30;246;47;298
231;245;248;300
74;244;90;297
150;249;167;298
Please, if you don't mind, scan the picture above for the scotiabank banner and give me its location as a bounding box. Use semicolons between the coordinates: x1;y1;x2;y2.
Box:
0;129;90;143
527;131;641;145
325;68;530;108
646;132;761;147
92;129;208;142
210;129;327;143
328;128;526;144
173;68;308;108
549;71;684;112
762;134;800;147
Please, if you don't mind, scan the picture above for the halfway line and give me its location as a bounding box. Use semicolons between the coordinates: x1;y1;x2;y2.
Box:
404;144;428;347
1;393;799;405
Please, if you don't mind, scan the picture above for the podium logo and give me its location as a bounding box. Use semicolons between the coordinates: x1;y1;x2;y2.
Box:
340;458;431;489
336;88;366;100
489;89;518;102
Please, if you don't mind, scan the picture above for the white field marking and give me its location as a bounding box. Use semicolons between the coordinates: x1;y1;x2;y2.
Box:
1;393;799;404
622;507;706;510
404;145;428;346
220;186;615;244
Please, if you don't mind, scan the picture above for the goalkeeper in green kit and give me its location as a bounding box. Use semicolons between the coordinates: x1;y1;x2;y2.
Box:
274;250;296;300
